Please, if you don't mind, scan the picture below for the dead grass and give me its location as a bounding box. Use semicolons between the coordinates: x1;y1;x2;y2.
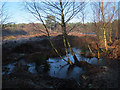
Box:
3;32;96;41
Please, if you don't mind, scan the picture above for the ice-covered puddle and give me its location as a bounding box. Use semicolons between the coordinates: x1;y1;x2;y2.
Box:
2;63;16;75
48;57;84;81
47;48;103;82
2;59;37;75
2;48;103;82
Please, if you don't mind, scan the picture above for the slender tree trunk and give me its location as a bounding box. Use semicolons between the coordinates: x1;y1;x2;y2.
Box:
59;0;79;65
34;5;69;63
109;22;112;43
116;21;118;40
103;27;108;50
49;40;68;63
66;38;80;64
62;27;73;65
98;50;100;59
96;42;100;59
60;0;73;65
102;2;108;51
116;29;118;40
109;28;112;43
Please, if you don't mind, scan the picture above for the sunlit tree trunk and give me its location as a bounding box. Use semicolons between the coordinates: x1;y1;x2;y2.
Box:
66;39;80;64
108;16;113;43
91;2;101;58
109;28;112;43
102;2;108;51
60;0;73;65
60;0;79;65
103;27;108;51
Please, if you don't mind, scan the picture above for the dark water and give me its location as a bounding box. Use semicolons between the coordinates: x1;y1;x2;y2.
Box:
2;48;103;82
81;33;96;35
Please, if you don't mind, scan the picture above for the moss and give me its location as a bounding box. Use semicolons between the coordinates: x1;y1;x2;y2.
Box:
32;53;49;65
43;62;50;72
26;52;49;64
26;52;50;72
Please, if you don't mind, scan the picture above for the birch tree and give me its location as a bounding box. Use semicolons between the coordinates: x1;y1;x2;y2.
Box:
91;1;118;51
24;0;86;65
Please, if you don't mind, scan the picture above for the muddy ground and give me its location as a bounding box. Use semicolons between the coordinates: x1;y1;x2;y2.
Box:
2;35;120;88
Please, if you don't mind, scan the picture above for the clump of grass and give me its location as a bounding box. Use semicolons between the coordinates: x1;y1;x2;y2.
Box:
80;47;89;57
5;36;15;40
29;34;33;37
9;37;15;40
